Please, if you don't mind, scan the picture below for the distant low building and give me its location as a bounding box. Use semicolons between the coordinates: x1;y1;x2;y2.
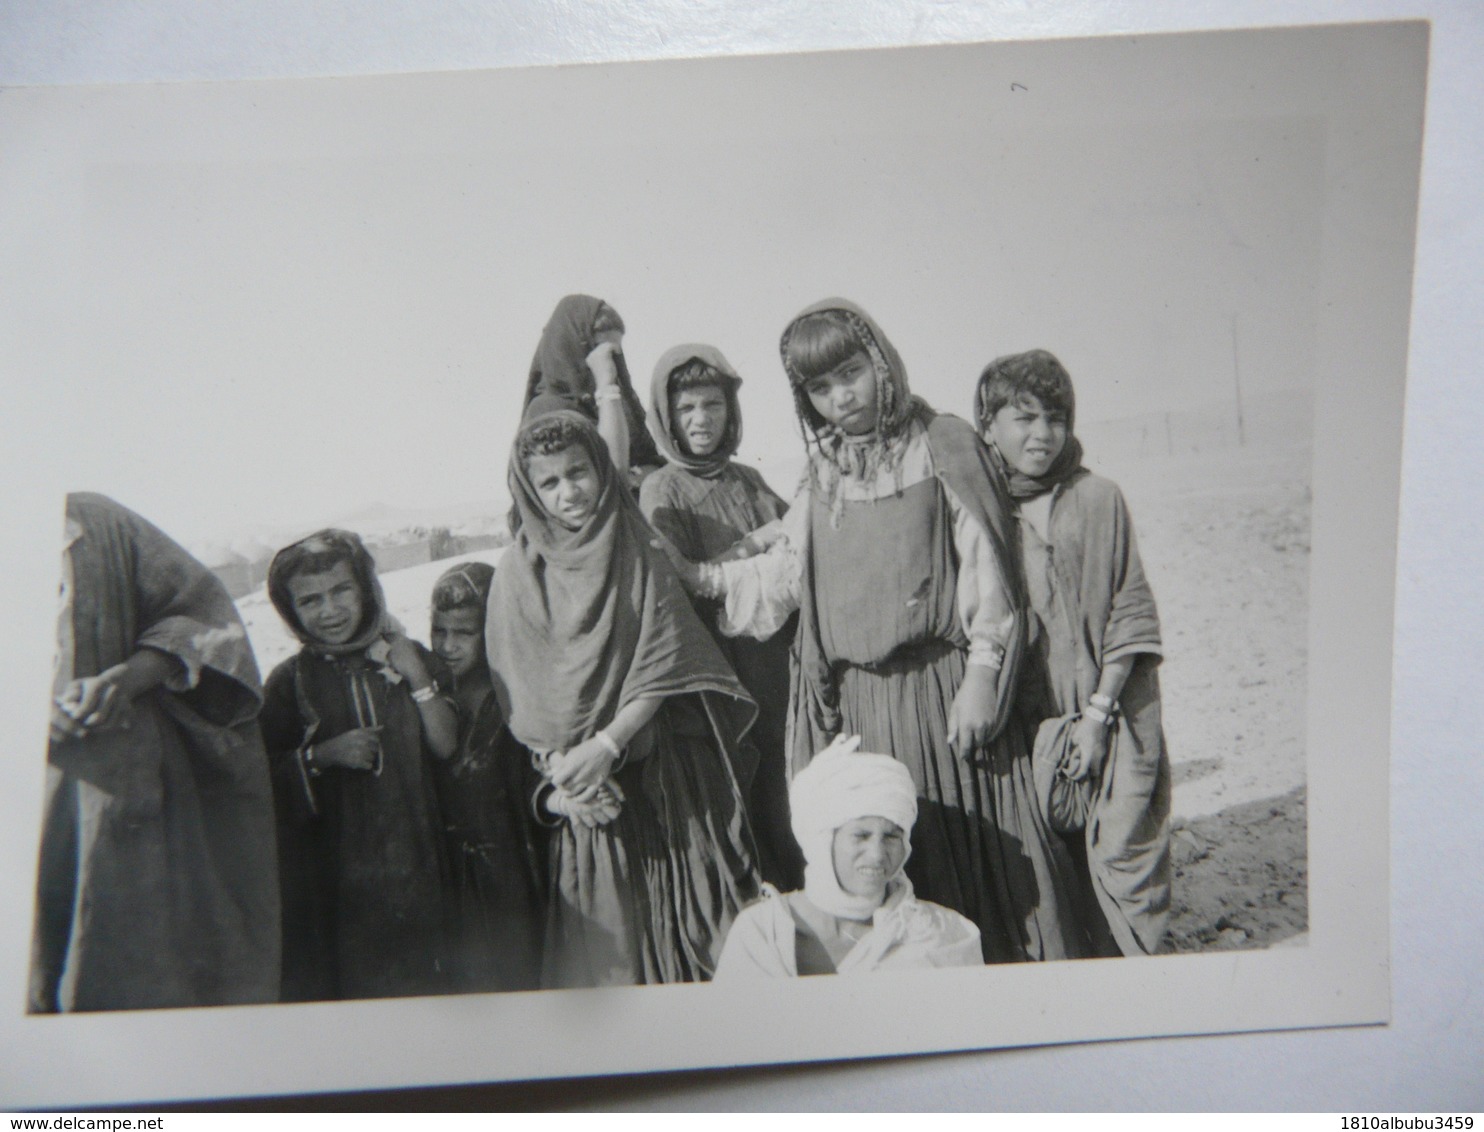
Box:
370;538;434;573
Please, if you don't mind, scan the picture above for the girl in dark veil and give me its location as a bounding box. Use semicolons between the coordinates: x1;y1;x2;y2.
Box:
523;294;662;484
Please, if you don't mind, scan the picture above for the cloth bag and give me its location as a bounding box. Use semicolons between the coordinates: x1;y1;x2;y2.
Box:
1031;712;1102;834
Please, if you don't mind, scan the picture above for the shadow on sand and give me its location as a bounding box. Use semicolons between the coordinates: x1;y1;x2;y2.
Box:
1164;784;1308;952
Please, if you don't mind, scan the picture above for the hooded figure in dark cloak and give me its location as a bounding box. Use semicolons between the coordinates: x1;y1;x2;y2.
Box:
30;492;280;1012
522;294;662;479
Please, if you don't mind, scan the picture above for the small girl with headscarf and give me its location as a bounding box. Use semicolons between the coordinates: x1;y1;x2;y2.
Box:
259;529;456;1001
975;349;1170;957
428;561;546;991
639;344;801;889
523;294;663;485
670;299;1084;964
486;400;762;987
715;735;981;977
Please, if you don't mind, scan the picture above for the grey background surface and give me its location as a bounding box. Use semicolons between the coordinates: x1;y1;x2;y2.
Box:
1;0;1478;1111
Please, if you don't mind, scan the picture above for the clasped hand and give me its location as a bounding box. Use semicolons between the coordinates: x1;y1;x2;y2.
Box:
50;669;130;743
546;779;625;828
384;632;432;688
542;736;625;827
1062;715;1111;782
313;727;383;771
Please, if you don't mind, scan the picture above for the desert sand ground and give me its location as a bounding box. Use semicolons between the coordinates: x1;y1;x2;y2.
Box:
1101;441;1311;950
239;438;1312;953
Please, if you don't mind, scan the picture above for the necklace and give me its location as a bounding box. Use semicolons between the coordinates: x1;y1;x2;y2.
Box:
836;917;871;944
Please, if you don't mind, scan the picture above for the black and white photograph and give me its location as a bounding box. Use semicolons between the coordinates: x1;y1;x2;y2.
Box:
0;5;1456;1110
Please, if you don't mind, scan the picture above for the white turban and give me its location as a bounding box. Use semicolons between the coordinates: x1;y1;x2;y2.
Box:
790;735;918;920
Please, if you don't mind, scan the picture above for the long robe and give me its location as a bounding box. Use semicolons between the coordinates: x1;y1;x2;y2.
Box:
260;645;451;1001
641;342;801;888
432;684;547;992
30;493;279;1012
260;530;450;1002
488;407;761;987
1015;469;1170;955
792;422;1083;962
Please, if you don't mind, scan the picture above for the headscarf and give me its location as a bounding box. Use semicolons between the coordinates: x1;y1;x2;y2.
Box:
779;299;931;523
267;529;400;658
789;736;918;921
487;407;755;752
972;364;1087;500
522;294;662;471
647;343;744;479
432;559;495;610
985;434;1087;501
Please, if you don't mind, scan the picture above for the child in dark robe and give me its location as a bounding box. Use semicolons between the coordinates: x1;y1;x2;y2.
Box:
639;345;802;888
672;300;1085;963
260;529;457;1001
486;400;762;987
428;560;546;992
975;350;1171;956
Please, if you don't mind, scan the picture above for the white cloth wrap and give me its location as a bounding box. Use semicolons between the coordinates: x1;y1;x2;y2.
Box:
789;738;918;921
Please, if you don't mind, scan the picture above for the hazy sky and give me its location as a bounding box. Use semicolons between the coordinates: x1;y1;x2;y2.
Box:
4;37;1324;548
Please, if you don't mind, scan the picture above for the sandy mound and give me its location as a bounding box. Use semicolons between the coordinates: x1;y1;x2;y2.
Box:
1166;785;1308;951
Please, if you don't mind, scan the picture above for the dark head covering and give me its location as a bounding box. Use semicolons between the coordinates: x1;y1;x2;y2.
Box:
487;408;755;752
267;529;397;657
522;294;662;471
985;434;1086;500
647;343;744;479
432;559;495;610
972;352;1087;499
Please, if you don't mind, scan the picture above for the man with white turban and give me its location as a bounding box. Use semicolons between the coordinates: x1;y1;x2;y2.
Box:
715;736;982;977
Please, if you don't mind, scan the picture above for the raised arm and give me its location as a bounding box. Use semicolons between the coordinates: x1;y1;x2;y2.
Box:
587;340;630;476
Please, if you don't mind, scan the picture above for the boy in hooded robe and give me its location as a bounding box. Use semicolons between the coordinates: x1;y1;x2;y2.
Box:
259;529;457;1001
30;493;280;1012
975;350;1170;956
639;345;802;888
